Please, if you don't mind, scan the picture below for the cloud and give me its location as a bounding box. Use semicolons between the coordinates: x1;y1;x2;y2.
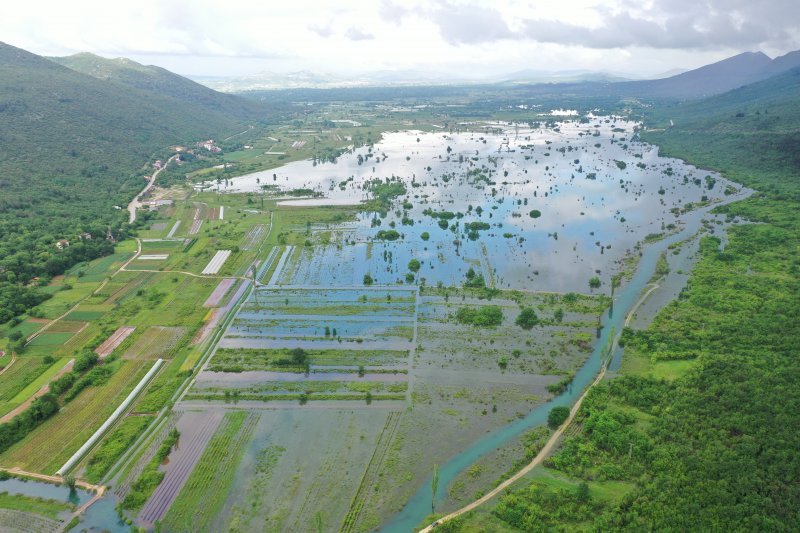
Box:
430;2;513;44
345;27;375;41
310;24;334;38
518;0;798;50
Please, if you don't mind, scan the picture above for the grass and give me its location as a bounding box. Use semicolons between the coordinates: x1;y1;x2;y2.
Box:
207;347;408;371
0;357;50;405
83;415;153;483
162;411;257;531
0;491;74;519
0;358;71;416
26;332;75;346
0;359;151;473
619;347;696;381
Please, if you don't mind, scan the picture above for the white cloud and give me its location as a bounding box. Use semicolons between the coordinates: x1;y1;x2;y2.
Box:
0;0;797;77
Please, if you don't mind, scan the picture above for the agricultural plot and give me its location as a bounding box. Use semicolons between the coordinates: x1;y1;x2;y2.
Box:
201;250;232;275
123;327;187;360
188;287;416;404
0;359;151;473
337;289;604;529
95;326;136;357
0;508;64;533
241;223;267;250
159;411;258;531
0;358;53;407
136;410;225;527
0;359;74;423
183;408;391;533
26;332;75;347
203;278;235;307
223;287;417;346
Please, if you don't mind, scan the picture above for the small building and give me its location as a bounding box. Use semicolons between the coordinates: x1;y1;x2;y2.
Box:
55;239;70;250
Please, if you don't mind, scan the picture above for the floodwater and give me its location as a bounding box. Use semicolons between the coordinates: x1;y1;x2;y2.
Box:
380;185;751;531
0;476;127;531
212;117;739;292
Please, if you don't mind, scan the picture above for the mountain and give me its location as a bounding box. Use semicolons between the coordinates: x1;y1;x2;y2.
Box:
749;49;800;82
615;49;800;99
51;52;264;118
0;41;265;321
622;51;772;98
642;66;800;194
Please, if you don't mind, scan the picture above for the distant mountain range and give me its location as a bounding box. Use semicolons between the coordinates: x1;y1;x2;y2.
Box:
193;49;800;100
618;50;800;98
193;68;635;92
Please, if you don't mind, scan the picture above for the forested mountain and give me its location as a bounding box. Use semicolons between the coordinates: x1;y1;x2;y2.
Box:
620;51;772;98
50;52;264;119
644;66;800;195
0;41;266;325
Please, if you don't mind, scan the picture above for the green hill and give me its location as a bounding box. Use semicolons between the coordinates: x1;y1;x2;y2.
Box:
50;52;264;119
0;41;264;324
641;66;800;197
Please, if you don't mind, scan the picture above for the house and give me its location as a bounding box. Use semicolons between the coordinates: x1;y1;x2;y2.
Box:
199;139;222;153
55;239;70;250
79;232;92;240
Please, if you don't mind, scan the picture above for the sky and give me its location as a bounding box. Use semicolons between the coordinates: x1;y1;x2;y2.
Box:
1;0;798;79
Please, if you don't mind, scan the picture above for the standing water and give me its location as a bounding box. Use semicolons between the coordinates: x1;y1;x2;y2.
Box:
380;187;750;532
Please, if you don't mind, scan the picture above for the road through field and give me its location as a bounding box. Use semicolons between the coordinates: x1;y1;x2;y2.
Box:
420;274;667;531
128;154;179;224
419;366;606;532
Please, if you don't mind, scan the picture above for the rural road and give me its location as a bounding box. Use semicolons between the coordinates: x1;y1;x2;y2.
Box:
128;154;179;224
422;277;662;531
420;366;606;532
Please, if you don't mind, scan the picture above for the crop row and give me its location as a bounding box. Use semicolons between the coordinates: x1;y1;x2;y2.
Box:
162;411;258;531
0;359;149;473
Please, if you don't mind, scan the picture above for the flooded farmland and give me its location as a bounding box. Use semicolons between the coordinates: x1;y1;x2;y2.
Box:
165;116;747;532
210;117;739;292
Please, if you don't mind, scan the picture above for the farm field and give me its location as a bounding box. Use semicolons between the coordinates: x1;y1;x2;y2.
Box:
0;359;152;473
0;89;770;533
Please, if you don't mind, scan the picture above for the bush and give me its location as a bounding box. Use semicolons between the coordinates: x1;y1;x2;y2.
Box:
548;406;570;428
516;307;539;329
455;306;503;327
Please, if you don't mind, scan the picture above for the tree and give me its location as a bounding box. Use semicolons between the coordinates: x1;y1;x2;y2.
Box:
363;273;374;285
516;307;539;329
548;406;570;428
576;481;590;503
408;259;421;272
589;276;602;290
554;308;564;323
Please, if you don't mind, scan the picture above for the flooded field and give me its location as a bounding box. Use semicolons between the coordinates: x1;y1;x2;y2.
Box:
145;116;747;532
210;117;739;292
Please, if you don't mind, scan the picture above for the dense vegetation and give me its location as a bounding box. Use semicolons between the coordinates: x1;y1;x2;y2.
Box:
0;42;267;327
448;65;800;531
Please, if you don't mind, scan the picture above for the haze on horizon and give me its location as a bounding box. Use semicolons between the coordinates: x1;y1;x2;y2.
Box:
3;0;799;80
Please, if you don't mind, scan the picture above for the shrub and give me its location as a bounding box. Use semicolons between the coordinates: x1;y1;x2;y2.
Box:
548;406;570;428
516;307;539;329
